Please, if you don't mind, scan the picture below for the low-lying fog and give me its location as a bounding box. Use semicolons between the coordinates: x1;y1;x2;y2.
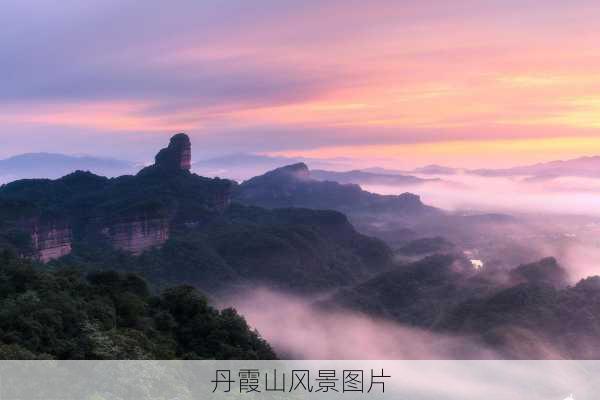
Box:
364;173;600;216
364;172;600;282
223;172;600;359
222;288;498;359
221;288;570;360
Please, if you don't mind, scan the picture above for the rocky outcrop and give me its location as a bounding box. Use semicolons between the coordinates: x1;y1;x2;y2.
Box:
211;188;232;211
154;133;191;171
0;132;233;258
236;162;438;215
104;218;169;255
30;223;72;262
268;162;311;180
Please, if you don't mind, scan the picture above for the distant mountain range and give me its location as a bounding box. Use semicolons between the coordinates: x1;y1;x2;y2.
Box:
193;153;353;181
324;255;600;358
4;151;600;188
5;137;600;359
361;165;461;176
470;156;600;179
234;162;438;216
411;164;461;175
194;153;443;187
310;169;437;186
406;156;600;180
0;153;137;181
0;135;393;295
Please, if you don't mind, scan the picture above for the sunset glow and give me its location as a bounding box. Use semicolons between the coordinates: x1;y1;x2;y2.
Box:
2;0;600;166
7;0;600;367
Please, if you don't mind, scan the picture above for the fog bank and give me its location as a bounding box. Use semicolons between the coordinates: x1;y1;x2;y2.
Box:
222;288;498;359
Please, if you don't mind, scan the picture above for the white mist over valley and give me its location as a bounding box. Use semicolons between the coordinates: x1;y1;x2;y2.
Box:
5;147;600;359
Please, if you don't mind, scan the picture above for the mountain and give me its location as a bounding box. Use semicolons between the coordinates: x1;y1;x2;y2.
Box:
439;269;599;358
327;255;600;358
193;153;301;180
396;236;455;256
411;164;460;175
0;133;399;359
327;254;490;327
362;165;460;176
0;134;233;261
0;252;275;360
59;204;393;295
4;133;600;360
360;167;411;175
235;163;438;216
366;156;600;180
508;256;569;288
193;153;351;181
0;153;136;182
0;134;393;295
310;169;437;186
470;155;600;179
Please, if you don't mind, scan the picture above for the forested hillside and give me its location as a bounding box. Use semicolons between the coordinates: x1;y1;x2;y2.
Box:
0;250;275;359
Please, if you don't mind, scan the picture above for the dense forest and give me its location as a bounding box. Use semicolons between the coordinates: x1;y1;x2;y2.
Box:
0;134;394;359
0;250;275;359
52;203;392;295
329;254;600;358
0;135;393;295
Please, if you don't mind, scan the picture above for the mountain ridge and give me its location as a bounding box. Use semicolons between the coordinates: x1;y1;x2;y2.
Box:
0;153;137;181
235;163;438;216
0;134;394;295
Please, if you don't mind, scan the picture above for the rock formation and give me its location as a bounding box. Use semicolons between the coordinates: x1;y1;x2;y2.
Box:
0;132;234;260
29;222;72;262
105;218;169;255
270;162;311;180
154;133;191;171
235;162;437;215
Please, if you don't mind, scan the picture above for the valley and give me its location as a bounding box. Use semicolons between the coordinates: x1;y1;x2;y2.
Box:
3;134;600;359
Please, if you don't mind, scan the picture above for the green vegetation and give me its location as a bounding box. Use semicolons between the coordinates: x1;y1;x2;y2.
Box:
0;135;396;360
396;236;455;256
0;168;232;227
439;274;600;357
52;203;392;294
0;166;392;294
0;250;275;360
328;254;495;327
329;255;600;358
235;163;436;215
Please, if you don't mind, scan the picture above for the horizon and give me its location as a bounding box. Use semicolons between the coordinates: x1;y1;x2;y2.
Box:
2;1;600;169
5;145;600;172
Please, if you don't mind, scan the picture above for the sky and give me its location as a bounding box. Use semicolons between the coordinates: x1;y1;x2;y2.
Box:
2;0;600;168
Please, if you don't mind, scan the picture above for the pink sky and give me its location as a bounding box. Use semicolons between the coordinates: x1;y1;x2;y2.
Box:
2;0;600;168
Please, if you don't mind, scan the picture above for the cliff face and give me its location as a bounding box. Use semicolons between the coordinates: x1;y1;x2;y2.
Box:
211;188;232;211
30;223;72;262
143;133;192;174
97;133;230;254
105;218;169;255
0;133;234;259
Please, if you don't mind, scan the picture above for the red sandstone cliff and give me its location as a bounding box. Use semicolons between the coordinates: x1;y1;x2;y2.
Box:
3;133;232;261
103;218;169;255
29;222;72;262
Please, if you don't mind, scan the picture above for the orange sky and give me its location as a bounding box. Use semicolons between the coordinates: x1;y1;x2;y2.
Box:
2;0;600;167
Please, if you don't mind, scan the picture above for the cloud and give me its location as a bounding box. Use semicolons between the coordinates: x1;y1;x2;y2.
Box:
3;0;600;162
222;288;497;359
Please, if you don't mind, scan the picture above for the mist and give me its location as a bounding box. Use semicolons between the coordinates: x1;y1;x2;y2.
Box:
219;288;575;360
364;173;600;216
358;172;600;282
